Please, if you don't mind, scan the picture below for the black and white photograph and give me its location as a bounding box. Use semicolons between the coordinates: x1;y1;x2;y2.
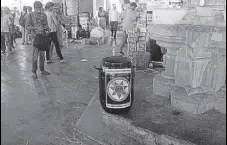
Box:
1;0;226;145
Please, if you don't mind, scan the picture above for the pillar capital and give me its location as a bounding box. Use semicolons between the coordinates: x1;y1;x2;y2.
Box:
148;24;186;80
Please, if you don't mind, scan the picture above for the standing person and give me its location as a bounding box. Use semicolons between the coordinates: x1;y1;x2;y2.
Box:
109;4;119;40
27;6;32;14
9;12;15;48
1;31;6;54
12;12;17;44
1;7;6;54
54;6;64;49
26;6;33;44
45;2;65;63
106;9;110;27
98;7;106;30
48;5;64;60
26;1;51;79
119;2;137;55
20;6;28;45
1;7;12;55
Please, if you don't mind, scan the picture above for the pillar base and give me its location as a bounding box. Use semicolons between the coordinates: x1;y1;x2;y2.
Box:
171;87;217;115
214;88;226;114
153;73;174;98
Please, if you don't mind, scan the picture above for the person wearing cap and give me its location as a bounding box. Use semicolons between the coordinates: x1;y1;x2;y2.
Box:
1;6;13;54
45;2;65;64
119;2;137;55
26;1;50;79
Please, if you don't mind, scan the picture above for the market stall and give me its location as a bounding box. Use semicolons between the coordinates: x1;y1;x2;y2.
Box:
126;2;150;70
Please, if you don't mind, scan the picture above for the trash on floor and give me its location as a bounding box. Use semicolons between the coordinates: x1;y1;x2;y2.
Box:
80;59;88;62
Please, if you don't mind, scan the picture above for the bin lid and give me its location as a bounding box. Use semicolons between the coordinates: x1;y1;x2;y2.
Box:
102;56;131;69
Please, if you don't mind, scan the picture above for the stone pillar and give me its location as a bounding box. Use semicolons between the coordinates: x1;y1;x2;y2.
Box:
148;25;186;97
157;40;182;80
172;25;226;114
212;39;226;114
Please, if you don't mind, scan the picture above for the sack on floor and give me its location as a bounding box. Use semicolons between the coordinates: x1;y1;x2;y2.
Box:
90;27;104;38
89;27;105;45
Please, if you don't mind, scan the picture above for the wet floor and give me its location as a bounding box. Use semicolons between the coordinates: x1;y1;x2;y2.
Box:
1;39;114;145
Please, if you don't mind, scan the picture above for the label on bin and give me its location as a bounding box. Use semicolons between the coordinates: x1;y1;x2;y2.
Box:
105;68;132;109
107;77;130;102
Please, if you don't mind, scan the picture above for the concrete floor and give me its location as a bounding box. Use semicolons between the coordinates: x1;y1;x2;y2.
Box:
1;39;115;145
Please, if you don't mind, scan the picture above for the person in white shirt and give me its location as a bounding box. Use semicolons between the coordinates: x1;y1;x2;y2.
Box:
1;7;12;54
109;4;119;39
45;2;65;63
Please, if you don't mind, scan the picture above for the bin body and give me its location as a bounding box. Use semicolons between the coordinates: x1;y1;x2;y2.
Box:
99;56;134;114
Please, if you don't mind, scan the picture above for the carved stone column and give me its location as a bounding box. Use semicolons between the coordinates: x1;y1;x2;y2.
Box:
212;38;226;114
157;39;184;80
172;24;226;114
148;24;186;97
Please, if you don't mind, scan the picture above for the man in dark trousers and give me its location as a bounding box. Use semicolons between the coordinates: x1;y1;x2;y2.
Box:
45;2;65;63
109;4;119;39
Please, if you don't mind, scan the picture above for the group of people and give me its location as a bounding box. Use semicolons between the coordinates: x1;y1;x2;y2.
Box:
1;1;138;79
98;2;138;55
28;1;67;79
20;6;33;45
98;5;118;39
1;1;66;79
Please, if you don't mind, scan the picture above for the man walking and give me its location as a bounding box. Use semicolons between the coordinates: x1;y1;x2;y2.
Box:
45;2;65;63
109;4;119;40
26;1;50;79
119;2;137;55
